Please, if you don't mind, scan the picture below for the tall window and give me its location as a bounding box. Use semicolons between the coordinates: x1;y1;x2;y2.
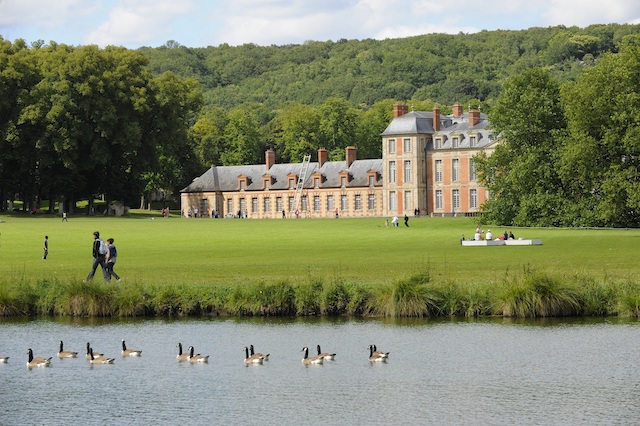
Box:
252;197;258;214
404;160;411;183
227;198;233;215
452;159;460;182
470;189;477;209
388;139;396;154
368;193;375;210
301;195;308;212
404;191;412;212
341;195;348;211
469;159;477;181
327;195;334;211
435;190;443;209
389;191;397;211
389;161;396;183
452;189;460;210
288;196;295;212
403;138;411;153
264;197;271;213
240;198;246;215
314;195;321;212
355;194;362;211
276;197;282;212
435;160;443;183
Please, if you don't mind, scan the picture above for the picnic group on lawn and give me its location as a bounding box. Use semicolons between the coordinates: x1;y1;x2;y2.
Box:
85;231;122;282
463;226;516;242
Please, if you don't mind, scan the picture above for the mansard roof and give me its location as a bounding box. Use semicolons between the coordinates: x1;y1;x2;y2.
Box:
381;109;497;149
181;158;383;193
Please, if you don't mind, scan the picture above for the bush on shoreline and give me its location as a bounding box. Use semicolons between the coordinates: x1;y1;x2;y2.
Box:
1;270;639;318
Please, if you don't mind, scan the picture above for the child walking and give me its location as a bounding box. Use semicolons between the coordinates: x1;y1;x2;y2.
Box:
105;238;122;282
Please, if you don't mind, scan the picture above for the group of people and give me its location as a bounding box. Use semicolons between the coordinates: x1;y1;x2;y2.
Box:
386;214;410;227
467;226;516;241
85;231;122;282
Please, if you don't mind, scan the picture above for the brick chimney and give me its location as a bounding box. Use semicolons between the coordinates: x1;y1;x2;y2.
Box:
469;110;480;127
453;103;463;117
393;102;409;118
345;146;357;167
433;106;440;131
265;149;275;170
317;148;328;167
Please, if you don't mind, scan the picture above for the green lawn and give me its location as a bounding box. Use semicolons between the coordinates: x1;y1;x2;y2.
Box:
1;211;639;286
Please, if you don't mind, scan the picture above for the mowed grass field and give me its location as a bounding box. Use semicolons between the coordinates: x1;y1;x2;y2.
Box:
1;211;639;287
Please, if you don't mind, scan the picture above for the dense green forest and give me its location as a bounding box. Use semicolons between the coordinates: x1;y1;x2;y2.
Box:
139;24;640;109
2;24;640;226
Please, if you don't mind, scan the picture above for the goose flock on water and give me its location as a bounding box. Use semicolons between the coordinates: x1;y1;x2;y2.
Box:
4;341;389;368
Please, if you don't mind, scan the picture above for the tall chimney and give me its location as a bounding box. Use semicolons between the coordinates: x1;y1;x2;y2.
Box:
393;102;409;118
265;149;275;170
469;110;480;127
453;103;463;117
345;146;357;167
318;148;327;167
433;106;441;131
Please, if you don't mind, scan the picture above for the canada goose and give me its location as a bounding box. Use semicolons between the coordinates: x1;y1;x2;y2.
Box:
244;346;264;364
301;346;324;365
368;344;389;362
89;348;115;364
26;348;51;368
86;342;103;360
316;344;336;361
57;340;78;358
176;343;190;362
187;346;209;363
249;344;269;361
0;356;9;363
121;340;142;357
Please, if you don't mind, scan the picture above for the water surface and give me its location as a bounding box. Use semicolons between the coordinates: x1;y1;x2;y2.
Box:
1;317;638;425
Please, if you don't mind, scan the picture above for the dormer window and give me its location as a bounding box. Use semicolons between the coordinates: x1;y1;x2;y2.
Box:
263;176;272;190
435;138;442;149
314;177;320;188
238;175;249;190
341;176;347;187
470;135;477;147
289;178;296;189
452;137;459;148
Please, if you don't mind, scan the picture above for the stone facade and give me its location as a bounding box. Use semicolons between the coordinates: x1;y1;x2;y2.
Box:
180;103;498;219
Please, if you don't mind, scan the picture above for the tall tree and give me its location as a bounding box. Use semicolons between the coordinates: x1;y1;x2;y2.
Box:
476;68;568;226
560;34;640;227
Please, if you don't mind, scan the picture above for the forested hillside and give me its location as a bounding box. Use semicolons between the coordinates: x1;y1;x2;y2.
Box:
139;24;640;109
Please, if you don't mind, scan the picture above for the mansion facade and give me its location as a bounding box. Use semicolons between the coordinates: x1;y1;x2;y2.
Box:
180;103;498;218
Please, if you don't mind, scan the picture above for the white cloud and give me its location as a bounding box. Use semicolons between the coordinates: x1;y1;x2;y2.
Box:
85;0;194;47
543;0;640;26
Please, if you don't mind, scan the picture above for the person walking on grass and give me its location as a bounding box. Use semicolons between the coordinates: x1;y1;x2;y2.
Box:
105;238;121;282
43;235;48;260
86;231;108;282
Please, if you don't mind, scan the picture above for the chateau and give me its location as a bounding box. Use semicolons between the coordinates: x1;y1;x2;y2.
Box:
180;103;498;218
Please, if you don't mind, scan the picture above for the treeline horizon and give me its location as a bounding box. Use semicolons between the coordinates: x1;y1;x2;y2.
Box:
2;23;640;227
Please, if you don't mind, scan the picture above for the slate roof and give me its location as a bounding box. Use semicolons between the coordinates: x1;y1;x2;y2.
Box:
181;159;383;193
381;110;497;150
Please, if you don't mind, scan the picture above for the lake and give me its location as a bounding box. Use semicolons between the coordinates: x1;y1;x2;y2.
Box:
1;316;639;425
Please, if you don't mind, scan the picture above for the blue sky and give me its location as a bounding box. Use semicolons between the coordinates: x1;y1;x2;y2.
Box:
1;0;640;49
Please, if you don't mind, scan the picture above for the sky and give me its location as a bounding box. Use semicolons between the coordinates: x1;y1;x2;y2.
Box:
1;0;640;49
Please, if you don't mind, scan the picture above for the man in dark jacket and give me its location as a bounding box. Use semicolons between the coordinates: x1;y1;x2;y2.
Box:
85;231;109;282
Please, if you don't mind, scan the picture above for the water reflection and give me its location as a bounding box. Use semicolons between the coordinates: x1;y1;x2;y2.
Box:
0;316;639;425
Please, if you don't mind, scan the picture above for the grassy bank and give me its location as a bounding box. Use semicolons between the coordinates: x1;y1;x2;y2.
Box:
1;211;639;318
